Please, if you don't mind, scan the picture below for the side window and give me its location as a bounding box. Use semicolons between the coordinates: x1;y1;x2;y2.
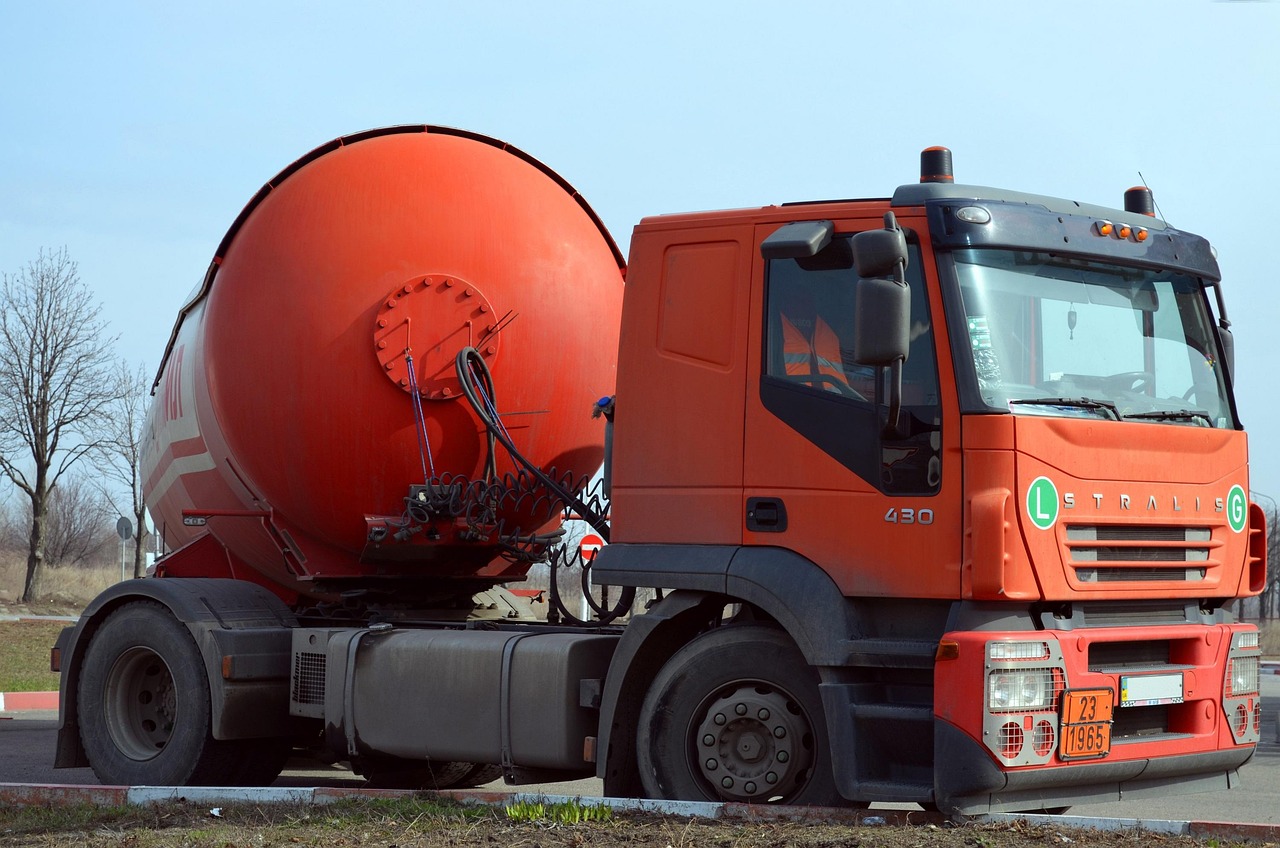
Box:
765;248;876;401
762;234;941;494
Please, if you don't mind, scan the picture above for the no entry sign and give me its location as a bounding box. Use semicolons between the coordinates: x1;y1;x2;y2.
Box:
579;534;605;561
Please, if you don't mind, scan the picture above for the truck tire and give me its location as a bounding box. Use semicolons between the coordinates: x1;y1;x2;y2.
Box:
636;624;843;806
77;601;250;785
362;757;477;789
226;738;293;786
454;763;503;788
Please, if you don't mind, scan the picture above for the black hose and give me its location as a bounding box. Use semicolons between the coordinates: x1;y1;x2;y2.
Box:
455;347;611;542
454;347;633;625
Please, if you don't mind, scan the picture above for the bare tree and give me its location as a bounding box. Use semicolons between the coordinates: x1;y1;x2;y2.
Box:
0;248;119;602
39;475;114;568
98;359;151;578
0;497;25;556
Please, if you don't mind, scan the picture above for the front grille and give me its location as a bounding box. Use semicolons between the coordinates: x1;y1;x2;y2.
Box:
1088;640;1170;671
1113;704;1168;739
1076;567;1205;583
1067;525;1213;583
1079;603;1195;628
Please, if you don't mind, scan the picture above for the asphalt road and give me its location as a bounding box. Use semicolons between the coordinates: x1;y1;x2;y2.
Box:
4;676;1278;822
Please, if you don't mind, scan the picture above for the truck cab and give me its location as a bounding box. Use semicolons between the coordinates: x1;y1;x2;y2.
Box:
594;149;1266;813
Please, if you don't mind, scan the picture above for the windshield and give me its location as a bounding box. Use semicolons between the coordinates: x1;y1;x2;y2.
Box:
953;249;1235;428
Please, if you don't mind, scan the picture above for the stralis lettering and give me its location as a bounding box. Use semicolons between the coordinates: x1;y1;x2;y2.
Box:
1061;493;1223;513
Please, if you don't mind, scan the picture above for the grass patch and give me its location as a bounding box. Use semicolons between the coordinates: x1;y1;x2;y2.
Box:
0;618;67;692
505;799;612;824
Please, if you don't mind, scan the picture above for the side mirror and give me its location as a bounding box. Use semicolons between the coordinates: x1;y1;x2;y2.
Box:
852;213;911;439
761;220;834;259
853;277;910;366
852;225;908;278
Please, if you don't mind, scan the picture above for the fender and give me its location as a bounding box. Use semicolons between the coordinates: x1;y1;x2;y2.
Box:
55;577;296;769
592;543;863;664
592;544;866;796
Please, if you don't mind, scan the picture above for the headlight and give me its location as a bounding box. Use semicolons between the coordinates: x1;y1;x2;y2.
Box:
1227;656;1260;697
988;669;1054;712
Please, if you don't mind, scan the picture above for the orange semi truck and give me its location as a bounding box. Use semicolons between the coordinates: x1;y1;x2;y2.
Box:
54;127;1266;815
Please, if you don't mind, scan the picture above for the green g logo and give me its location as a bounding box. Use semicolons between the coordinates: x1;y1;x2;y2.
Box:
1026;476;1059;531
1227;485;1247;534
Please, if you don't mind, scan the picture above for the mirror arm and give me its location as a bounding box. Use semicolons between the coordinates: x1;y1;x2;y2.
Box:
882;359;906;440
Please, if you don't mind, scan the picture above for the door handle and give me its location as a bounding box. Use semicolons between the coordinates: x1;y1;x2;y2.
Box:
746;497;788;533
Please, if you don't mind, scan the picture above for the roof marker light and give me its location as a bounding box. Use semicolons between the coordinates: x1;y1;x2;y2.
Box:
1095;221;1114;236
955;206;991;224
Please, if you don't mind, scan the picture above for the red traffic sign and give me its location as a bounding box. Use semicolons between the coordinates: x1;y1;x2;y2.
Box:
579;534;605;561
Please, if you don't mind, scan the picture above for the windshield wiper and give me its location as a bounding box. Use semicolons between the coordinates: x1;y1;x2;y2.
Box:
1007;397;1121;420
1122;409;1213;427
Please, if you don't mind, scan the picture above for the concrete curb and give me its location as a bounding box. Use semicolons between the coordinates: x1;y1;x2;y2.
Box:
0;691;58;712
2;782;1277;840
986;811;1280;842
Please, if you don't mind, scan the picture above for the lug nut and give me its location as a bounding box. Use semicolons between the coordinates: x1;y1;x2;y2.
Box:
735;703;747;716
721;777;734;789
705;759;718;771
703;734;715;746
766;772;778;784
714;713;726;726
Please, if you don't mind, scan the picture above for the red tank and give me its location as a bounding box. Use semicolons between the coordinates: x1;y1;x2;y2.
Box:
141;126;625;606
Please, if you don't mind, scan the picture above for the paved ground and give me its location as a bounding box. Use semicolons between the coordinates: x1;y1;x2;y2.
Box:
4;675;1277;823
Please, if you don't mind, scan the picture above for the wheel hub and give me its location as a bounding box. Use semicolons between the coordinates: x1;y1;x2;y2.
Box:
693;683;814;802
105;647;177;761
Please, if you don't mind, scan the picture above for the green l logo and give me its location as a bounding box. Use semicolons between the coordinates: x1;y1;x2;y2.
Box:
1026;477;1059;531
1227;485;1247;534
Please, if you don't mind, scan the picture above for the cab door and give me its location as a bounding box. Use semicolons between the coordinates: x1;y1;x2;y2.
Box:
742;214;962;598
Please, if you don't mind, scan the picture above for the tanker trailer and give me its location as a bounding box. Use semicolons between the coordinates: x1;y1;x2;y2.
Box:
54;126;628;787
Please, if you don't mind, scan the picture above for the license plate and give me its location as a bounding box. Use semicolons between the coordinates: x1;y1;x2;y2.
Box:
1060;688;1113;760
1120;673;1184;707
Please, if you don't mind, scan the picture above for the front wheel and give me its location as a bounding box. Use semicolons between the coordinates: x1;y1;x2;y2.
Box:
636;625;844;806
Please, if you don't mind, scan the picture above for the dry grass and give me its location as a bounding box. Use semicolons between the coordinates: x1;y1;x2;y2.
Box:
0;798;1232;848
0;554;120;606
1260;622;1280;658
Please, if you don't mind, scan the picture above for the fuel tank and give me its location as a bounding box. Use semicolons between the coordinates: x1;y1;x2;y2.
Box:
141;126;624;604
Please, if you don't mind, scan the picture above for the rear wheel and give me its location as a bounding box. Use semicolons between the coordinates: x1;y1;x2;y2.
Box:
363;758;500;789
636;625;845;806
78;602;246;785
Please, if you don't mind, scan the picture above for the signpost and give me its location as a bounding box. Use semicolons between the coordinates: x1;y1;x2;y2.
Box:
578;534;605;621
116;517;133;582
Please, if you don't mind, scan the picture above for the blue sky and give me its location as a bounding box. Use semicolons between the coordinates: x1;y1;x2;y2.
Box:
2;1;1279;498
